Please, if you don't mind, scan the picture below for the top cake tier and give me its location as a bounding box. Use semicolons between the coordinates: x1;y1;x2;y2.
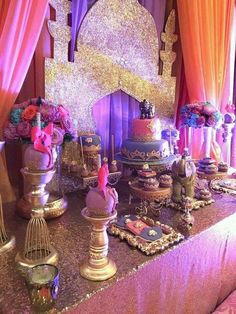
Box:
132;117;161;141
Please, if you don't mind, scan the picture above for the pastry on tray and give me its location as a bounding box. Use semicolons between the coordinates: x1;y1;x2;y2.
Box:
218;162;228;173
159;174;172;188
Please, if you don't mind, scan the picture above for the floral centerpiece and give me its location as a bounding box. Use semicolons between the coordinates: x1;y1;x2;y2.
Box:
180;102;223;129
3;97;76;145
180;102;223;160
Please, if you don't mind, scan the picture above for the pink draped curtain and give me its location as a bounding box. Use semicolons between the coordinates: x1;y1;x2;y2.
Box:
0;0;48;202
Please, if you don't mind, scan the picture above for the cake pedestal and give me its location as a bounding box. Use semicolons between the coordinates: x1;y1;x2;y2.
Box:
197;170;230;181
129;182;171;216
116;153;176;176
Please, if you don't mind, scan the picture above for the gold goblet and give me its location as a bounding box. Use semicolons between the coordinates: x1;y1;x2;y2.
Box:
80;208;117;281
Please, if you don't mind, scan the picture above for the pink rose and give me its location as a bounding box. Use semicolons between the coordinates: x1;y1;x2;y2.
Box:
60;115;74;133
225;103;235;113
52;126;65;145
40;104;60;122
3;122;19;141
196;116;206;127
206;116;216;127
16;121;32;138
202;103;216;115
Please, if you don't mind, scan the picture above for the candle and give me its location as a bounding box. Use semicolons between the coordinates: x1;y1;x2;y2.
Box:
79;137;85;165
104;133;106;158
36;112;41;128
112;135;115;161
30;265;55;284
169;126;172;154
97;154;101;169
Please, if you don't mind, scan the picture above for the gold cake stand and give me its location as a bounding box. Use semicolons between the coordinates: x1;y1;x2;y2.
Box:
129;182;171;216
197;170;229;181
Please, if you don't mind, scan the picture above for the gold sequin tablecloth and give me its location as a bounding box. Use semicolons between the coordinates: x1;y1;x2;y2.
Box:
1;185;236;314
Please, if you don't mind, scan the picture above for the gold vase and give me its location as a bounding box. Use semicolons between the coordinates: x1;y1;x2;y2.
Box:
17;167;67;219
79;208;117;281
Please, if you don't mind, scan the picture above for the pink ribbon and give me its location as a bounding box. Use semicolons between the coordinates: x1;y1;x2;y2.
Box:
31;123;53;168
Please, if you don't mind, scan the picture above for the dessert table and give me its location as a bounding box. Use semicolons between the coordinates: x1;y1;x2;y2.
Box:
1;183;236;314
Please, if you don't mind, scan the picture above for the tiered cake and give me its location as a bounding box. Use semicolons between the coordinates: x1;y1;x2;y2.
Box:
121;117;170;162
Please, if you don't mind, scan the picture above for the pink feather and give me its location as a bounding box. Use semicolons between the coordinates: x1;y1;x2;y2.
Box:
98;164;109;195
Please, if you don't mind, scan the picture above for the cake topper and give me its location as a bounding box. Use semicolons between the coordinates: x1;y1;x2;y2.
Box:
139;99;155;119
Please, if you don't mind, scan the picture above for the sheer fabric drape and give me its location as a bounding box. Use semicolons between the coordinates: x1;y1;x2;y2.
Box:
177;0;235;159
0;0;48;202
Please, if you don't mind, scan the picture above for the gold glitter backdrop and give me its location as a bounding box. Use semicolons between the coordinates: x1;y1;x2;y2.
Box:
45;0;178;132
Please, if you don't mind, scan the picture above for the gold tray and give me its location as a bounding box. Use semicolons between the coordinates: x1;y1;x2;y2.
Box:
108;215;184;255
210;178;236;195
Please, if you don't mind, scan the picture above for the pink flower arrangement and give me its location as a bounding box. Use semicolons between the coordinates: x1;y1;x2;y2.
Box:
4;97;76;144
180;101;223;129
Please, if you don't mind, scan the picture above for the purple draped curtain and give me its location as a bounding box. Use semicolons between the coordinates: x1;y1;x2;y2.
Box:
71;0;167;158
70;0;88;62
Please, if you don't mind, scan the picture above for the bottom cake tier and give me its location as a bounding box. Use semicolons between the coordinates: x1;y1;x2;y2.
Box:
121;139;170;162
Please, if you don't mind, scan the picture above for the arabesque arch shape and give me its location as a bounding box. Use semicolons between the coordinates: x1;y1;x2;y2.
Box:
45;0;177;132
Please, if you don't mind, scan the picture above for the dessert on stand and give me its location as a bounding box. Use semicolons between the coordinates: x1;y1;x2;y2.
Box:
129;164;171;216
197;157;231;181
71;134;122;189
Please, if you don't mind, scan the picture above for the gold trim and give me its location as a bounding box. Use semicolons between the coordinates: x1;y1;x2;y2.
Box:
121;147;169;161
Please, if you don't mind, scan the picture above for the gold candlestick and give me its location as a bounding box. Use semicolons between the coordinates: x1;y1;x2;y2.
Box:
103;133;106;159
79;136;85;165
111;134;115;161
110;135;118;172
79;208;117;281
